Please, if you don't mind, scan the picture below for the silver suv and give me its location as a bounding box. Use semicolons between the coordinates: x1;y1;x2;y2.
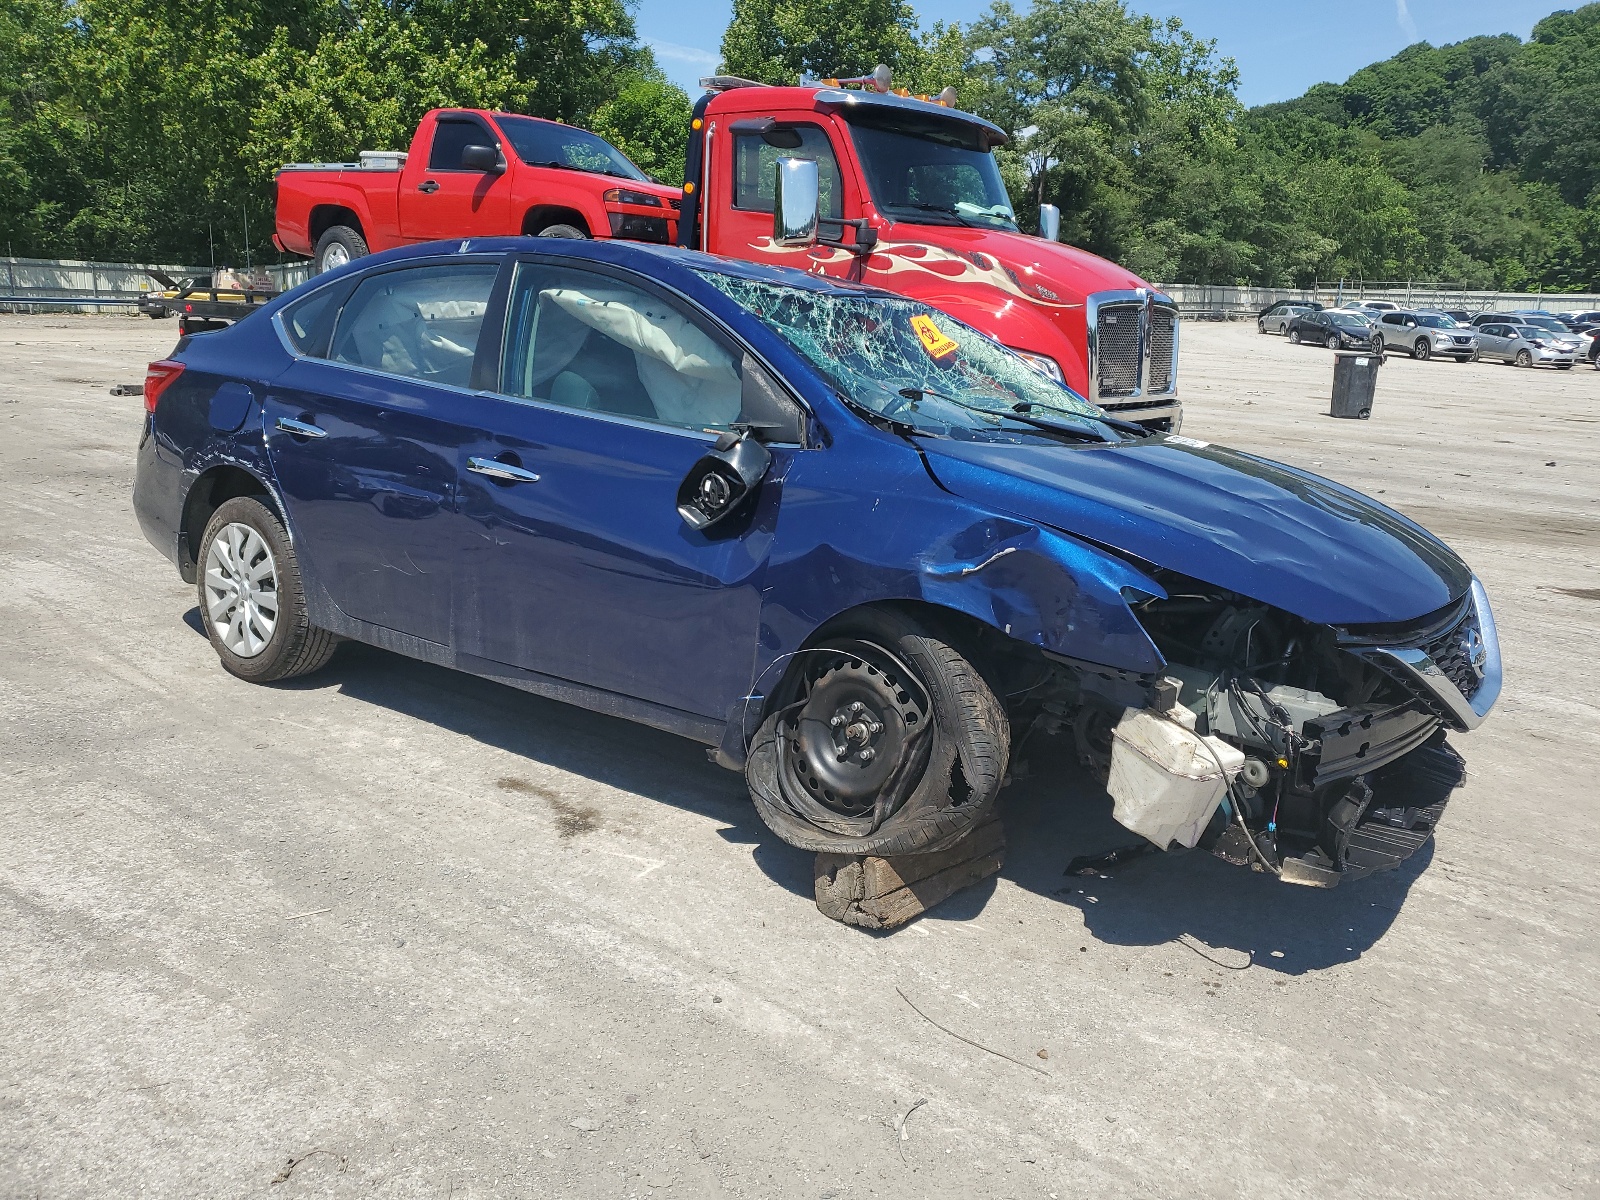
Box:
1473;320;1580;368
1375;310;1478;362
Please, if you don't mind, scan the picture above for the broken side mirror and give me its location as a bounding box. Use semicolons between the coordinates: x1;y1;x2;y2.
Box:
1039;203;1061;242
773;157;820;247
461;144;504;174
676;430;772;533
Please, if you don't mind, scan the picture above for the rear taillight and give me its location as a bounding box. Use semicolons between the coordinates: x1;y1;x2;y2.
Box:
144;360;185;414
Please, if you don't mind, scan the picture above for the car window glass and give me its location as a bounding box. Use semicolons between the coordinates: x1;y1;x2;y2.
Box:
281;284;344;356
500;264;744;431
733;125;843;219
328;263;499;387
1382;313;1402;325
429;118;494;171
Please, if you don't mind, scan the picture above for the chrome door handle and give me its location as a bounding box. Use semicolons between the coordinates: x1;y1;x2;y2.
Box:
276;416;327;439
468;456;540;484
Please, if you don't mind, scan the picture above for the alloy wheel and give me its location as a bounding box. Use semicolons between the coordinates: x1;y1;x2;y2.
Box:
321;242;350;271
203;522;279;657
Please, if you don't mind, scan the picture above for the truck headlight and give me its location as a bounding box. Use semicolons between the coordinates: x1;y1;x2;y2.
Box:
1012;350;1064;382
602;188;664;208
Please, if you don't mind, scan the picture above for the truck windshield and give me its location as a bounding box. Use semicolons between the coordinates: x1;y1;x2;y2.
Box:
495;116;650;182
696;271;1117;440
840;109;1017;231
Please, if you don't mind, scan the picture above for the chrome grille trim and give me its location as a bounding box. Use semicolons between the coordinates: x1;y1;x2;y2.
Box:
1086;289;1180;408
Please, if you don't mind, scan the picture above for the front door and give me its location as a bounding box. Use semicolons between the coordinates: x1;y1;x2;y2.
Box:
263;258;502;647
451;259;789;721
712;118;859;280
398;114;512;243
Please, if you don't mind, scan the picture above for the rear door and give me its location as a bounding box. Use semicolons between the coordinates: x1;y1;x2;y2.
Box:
263;258;503;647
449;257;798;721
1379;312;1405;349
398;113;513;242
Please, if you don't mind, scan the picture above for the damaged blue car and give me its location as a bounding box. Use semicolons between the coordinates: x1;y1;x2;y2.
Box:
133;237;1500;888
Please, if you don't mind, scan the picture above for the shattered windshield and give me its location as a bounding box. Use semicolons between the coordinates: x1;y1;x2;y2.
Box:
697;271;1121;440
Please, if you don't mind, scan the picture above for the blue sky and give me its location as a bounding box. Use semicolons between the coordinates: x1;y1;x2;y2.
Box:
636;0;1560;108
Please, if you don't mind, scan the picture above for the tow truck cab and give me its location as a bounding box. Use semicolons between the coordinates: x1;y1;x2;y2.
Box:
677;76;1182;430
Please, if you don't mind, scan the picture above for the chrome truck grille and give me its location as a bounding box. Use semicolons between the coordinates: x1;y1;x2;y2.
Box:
1087;290;1181;430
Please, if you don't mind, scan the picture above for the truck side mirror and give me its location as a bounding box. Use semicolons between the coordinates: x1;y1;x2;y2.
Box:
1039;203;1061;242
773;157;820;248
460;144;504;174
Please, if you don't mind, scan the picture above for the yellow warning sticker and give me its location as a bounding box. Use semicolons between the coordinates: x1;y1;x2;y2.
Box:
910;314;959;360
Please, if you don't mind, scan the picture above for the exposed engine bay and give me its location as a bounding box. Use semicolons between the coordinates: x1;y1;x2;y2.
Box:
1014;568;1496;887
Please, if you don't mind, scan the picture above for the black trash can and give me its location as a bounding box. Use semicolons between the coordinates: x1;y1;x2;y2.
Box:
1330;351;1381;419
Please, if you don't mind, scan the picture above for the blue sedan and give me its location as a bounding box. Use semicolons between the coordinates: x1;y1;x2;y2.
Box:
134;238;1500;887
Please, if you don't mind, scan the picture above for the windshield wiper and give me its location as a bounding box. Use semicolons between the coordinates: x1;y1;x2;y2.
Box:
898;388;1111;443
890;203;983;228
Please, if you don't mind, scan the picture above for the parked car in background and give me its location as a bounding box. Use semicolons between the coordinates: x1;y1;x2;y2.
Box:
1257;301;1316;334
1558;309;1600;325
1287;308;1383;352
1473;319;1580;367
1374;310;1478;361
1513;313;1593;355
130;237;1500;888
1441;309;1474;325
1338;300;1400;315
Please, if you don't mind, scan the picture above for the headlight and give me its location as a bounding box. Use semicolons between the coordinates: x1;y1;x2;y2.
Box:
602;188;664;208
1012;350;1064;382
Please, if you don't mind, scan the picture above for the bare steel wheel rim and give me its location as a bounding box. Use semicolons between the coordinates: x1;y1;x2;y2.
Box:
321;242;350;270
204;522;279;658
776;644;932;832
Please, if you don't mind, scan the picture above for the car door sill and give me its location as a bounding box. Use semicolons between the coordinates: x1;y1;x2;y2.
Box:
455;652;725;746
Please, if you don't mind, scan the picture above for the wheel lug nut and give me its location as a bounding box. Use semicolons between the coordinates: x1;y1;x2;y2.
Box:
830;715;844;728
867;721;882;735
860;748;875;762
851;702;863;714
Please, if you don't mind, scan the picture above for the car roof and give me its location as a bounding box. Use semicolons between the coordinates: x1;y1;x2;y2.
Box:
324;236;896;299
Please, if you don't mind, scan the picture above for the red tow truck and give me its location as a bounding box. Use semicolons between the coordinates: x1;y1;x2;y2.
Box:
272;76;1181;428
273;110;683;272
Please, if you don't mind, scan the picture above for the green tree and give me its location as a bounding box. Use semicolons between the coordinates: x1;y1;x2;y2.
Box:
590;71;694;186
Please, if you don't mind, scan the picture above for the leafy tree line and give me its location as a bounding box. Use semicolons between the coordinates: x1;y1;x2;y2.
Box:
0;0;692;265
721;0;1600;289
4;0;1600;288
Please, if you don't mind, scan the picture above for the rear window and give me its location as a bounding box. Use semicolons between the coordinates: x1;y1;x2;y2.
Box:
279;284;345;357
328;263;500;388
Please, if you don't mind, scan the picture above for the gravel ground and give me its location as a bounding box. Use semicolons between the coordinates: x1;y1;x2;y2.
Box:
2;313;1597;1200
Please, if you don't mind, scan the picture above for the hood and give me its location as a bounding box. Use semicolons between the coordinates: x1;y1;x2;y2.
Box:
919;434;1472;626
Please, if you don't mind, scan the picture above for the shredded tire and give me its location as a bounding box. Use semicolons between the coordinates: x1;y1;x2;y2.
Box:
746;609;1009;856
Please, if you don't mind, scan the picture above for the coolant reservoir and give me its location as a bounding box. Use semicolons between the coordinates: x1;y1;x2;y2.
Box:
1105;702;1245;850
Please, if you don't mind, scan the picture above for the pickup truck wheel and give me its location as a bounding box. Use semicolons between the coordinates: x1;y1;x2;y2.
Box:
1413;338;1431;360
746;610;1009;857
198;497;338;683
313;225;369;274
534;223;587;239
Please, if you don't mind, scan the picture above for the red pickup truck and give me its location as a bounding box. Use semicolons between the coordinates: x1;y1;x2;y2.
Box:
273;109;682;272
274;82;1180;428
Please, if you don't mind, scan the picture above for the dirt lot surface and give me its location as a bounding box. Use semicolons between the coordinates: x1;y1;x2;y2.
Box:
2;314;1598;1199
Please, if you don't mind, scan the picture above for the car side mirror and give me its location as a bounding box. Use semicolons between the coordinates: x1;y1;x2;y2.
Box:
773;157;820;247
676;430;772;533
461;144;504;174
1038;203;1061;242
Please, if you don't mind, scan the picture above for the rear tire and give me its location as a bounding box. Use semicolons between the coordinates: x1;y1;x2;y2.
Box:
313;225;369;274
198;496;338;684
745;609;1009;857
534;223;587;239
